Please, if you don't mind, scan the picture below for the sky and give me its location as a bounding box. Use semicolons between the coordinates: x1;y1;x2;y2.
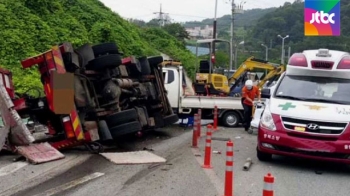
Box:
99;0;294;22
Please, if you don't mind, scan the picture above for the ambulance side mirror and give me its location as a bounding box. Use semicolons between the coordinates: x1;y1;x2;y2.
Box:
261;88;271;98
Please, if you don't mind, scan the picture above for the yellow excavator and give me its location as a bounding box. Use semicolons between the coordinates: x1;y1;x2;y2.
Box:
228;57;285;96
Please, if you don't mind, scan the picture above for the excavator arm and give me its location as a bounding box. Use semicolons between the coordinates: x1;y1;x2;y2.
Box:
228;56;285;91
257;65;285;88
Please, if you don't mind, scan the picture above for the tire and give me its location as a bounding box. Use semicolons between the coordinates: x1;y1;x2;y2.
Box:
86;54;122;70
127;57;142;76
106;109;138;127
92;43;121;57
257;147;273;162
98;120;113;141
221;111;240;127
74;43;95;67
109;121;142;138
138;56;151;75
147;56;163;66
163;114;179;125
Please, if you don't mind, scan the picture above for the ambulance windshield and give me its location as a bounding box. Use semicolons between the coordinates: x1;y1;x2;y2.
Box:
274;75;350;104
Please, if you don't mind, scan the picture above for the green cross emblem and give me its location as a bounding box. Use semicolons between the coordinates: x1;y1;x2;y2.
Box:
278;102;296;110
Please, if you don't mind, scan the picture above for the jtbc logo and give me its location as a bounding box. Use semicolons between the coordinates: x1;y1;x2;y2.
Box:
310;11;335;24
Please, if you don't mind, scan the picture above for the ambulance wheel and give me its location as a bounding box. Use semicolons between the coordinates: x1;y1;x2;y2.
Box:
221;111;240;127
257;147;272;162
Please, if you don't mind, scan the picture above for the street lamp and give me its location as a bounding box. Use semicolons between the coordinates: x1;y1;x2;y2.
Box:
261;44;268;61
277;34;289;64
234;40;244;69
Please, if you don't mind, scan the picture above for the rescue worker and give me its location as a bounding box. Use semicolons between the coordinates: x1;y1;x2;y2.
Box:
241;80;259;131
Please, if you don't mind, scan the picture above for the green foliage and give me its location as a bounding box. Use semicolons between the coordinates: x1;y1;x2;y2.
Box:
246;0;350;62
183;8;276;30
0;0;195;93
142;28;196;77
162;23;190;44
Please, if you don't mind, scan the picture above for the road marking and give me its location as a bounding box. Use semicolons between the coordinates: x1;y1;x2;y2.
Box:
32;172;105;196
191;148;223;194
0;162;28;177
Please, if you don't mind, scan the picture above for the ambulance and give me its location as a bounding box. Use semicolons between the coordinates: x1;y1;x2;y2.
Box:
257;48;350;163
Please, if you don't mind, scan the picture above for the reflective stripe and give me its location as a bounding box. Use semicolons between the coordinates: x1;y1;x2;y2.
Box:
263;182;273;191
226;156;233;162
206;143;211;147
226;165;233;171
206;135;211;140
226;146;233;152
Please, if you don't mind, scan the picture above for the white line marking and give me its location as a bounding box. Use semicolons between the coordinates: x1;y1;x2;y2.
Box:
191;148;224;194
32;172;105;196
0;162;28;177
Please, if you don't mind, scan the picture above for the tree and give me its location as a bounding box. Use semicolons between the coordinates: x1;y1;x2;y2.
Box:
162;23;189;43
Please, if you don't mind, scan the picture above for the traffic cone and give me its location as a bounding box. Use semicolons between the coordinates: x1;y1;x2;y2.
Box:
202;124;213;169
213;106;218;131
263;173;275;196
224;140;234;196
192;114;198;148
197;109;202;137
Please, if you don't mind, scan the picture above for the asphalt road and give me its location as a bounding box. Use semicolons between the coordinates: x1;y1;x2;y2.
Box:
0;124;350;196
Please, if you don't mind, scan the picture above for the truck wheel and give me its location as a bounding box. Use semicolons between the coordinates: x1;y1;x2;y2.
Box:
86;54;122;70
221;111;240;127
138;56;151;75
109;121;142;138
106;109;138;127
147;56;163;66
98;120;113;141
92;43;121;57
127;58;142;76
257;147;272;162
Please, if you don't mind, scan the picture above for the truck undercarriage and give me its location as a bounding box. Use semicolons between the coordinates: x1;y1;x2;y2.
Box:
0;42;178;164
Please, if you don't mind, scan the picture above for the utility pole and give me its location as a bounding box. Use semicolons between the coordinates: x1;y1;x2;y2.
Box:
287;46;291;61
153;4;169;27
269;39;272;49
229;0;234;70
212;0;218;57
230;1;245;70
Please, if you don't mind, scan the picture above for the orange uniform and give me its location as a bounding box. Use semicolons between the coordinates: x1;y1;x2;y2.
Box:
242;86;259;106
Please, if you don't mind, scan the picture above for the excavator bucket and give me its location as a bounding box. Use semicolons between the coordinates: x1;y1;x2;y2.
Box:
0;85;64;164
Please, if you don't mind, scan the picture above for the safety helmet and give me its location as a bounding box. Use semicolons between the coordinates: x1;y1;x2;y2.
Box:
245;80;253;88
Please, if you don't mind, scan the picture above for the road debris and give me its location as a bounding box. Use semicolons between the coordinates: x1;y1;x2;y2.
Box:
213;150;221;154
243;158;253;171
211;137;230;141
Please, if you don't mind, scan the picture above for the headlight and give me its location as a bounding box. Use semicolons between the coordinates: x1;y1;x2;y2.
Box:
259;107;276;131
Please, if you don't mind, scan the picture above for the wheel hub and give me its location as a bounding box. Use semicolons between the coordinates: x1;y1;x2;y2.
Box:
226;115;237;126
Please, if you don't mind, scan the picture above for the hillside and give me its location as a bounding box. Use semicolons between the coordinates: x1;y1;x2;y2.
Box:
246;0;350;63
0;0;196;93
183;8;276;31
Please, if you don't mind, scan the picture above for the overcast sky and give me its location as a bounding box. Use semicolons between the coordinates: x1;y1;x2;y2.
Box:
100;0;294;22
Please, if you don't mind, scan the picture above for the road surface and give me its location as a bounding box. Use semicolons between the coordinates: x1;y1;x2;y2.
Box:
0;124;349;196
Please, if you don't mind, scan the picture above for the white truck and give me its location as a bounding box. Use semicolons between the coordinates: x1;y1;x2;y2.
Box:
163;65;247;127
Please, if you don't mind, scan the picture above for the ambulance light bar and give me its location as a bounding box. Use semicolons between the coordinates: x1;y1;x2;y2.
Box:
337;56;350;69
288;53;307;67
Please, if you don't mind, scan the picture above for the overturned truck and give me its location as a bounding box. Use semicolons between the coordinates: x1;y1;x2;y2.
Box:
0;42;178;163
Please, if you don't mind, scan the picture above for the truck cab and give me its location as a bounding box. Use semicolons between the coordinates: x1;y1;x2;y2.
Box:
257;48;350;163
